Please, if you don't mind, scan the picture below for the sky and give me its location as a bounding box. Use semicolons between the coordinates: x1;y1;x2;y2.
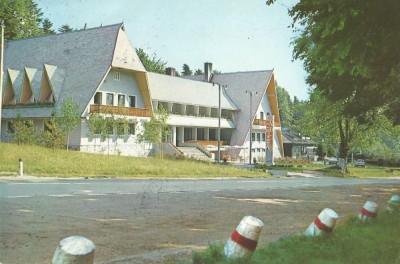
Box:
36;0;309;100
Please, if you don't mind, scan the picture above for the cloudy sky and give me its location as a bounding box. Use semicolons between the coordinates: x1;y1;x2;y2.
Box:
36;0;309;100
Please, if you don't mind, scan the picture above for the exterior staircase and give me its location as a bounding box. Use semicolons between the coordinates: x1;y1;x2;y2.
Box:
176;146;212;162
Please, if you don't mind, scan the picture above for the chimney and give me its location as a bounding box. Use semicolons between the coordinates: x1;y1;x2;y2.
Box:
204;62;212;82
165;67;176;76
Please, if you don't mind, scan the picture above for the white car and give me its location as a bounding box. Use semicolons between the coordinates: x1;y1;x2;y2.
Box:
355;159;366;167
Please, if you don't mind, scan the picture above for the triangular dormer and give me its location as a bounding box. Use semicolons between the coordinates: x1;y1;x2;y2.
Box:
39;64;55;103
20;67;37;104
3;69;22;106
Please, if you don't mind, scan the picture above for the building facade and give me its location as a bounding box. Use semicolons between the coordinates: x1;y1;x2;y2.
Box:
1;23;284;162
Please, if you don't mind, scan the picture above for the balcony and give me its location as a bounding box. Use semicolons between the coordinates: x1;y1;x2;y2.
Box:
90;104;151;117
253;119;280;127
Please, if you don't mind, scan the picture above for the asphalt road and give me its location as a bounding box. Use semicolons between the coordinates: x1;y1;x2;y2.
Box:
1;176;399;263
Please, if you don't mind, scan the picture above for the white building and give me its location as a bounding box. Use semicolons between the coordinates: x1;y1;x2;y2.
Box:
1;23;284;162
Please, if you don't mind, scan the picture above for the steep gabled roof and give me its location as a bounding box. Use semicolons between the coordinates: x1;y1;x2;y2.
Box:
212;71;274;145
2;23;124;118
147;72;238;110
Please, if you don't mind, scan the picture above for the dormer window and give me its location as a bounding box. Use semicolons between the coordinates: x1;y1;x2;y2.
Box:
114;71;120;81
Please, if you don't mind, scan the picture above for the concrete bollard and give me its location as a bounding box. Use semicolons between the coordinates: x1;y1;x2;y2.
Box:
18;158;23;177
386;194;400;213
52;236;95;264
358;201;378;222
305;208;339;236
223;216;263;259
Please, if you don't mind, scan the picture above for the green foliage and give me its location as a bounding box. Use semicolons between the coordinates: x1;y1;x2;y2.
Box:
194;212;400;264
137;106;170;145
181;63;192;76
10;115;37;145
58;24;73;33
41;18;55;35
59;98;80;150
289;0;400;123
0;0;45;40
40;111;65;149
194;69;203;75
136;48;167;74
276;82;293;129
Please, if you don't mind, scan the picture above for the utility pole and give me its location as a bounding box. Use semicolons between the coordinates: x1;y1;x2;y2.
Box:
0;21;5;141
214;83;227;163
246;90;257;165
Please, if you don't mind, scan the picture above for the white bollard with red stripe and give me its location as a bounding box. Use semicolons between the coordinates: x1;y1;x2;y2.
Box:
386;194;400;213
223;216;264;259
358;201;378;222
52;236;95;264
305;208;339;236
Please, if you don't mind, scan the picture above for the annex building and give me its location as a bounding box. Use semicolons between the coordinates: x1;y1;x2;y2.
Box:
1;23;284;162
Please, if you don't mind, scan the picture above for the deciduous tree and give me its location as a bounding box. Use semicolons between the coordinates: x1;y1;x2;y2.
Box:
136;48;167;74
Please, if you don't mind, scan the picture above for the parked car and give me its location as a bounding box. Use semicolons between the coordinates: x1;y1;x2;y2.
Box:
355;159;366;167
327;158;338;165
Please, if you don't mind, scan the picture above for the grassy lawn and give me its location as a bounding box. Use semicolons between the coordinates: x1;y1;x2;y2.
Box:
0;143;267;178
191;211;400;264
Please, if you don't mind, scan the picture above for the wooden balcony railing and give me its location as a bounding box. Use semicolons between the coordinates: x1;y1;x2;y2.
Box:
253;119;280;127
90;104;151;117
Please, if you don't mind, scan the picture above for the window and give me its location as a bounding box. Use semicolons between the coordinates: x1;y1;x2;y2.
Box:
128;123;136;135
262;133;266;142
118;94;125;107
106;93;114;106
257;133;261;142
129;96;136;108
94;92;102;105
260;111;264;120
114;71;120;81
7;121;15;134
252;133;255;141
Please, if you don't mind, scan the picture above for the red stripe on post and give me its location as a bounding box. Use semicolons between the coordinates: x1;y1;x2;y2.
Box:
230;230;258;251
361;207;377;218
313;217;333;233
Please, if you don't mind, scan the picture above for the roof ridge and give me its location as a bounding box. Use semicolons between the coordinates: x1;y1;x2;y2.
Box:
6;23;123;43
215;69;273;75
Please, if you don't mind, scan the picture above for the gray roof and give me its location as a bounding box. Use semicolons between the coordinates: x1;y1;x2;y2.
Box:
212;71;274;146
282;130;316;145
2;23;125;118
147;72;238;110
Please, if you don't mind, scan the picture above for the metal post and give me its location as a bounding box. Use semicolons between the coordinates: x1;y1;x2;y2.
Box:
218;84;221;163
246;90;257;165
0;21;5;141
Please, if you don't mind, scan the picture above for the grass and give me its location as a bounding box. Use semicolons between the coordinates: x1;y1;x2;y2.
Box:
0;142;267;178
191;211;400;264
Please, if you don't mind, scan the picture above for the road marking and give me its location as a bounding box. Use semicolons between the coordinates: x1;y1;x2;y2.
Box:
95;218;127;222
18;209;34;213
49;194;74;197
7;195;32;198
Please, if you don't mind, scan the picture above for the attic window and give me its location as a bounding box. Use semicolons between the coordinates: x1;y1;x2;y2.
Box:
114;71;120;81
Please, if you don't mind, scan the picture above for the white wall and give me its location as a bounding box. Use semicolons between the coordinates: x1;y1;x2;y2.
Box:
79;116;152;157
95;69;145;108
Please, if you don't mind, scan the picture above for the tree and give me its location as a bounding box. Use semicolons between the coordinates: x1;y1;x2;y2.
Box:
58;24;74;33
137;106;170;158
0;0;45;40
285;0;400;123
59;98;80;150
41;18;55;35
194;69;203;75
41;110;65;149
136;48;167;74
181;64;192;76
276;82;293;129
11;115;37;145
